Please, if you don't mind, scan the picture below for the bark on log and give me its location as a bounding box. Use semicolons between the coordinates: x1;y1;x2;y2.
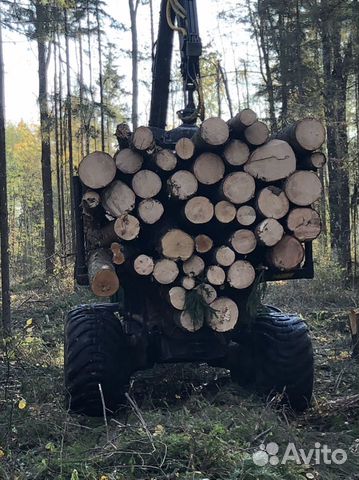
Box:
207;297;239;332
82;190;100;209
153;258;179;284
183;254;205;276
134;254;154;276
79;151;116;189
227;260;256;289
88;248;120;297
132;169;162;199
284;171;322;206
256;186;289;219
114;214;140;241
194;234;213;253
175;137;195;160
273;118;325;154
115;122;132;149
244;121;270;146
101;180;136;217
184;196;214;224
267;235;305;271
195;283;217;304
215;201;237;223
244;140;296;181
236;205;256;226
230;229;257;254
223;139;250;166
155;148;177;171
175;310;203;332
227;108;257;135
214;246;236;267
138;199;164;224
115;148;143;174
255;218;284;247
168;286;186;310
299;151;327;170
132;126;155;151
286;208;321;241
221;172;256;204
193;153;225;185
160;229;194;260
206;265;226;286
192;117;229;148
168;170;198;200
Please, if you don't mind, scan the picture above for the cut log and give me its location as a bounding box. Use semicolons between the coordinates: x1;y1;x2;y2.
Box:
299;151;327;170
155;148;177;171
244;121;270;146
227;260;256;289
221;172;256;205
88;248;120;297
256;186;289;219
284;171;322;206
273;118;325;154
79;151;116;189
132;126;155;151
110;242;126;265
101;180;136;217
244;140;296;181
153;259;179;284
115;148;143;174
82;190;100;209
267;235;305;271
223;139;250;166
184;196;214;224
134;254;154;276
255;218;284;247
214;246;236;267
138;199;164;224
132;169;162;199
230;229;257;254
175;310;203;332
286;208;321;241
207;297;239;332
215;201;237;223
193;152;225;185
160;229;194;260
228;108;257;135
183;255;205;277
175;137;195;160
168;170;198;200
114;214;140;241
206;265;226;286
192;117;229;148
236;205;256;226
348;309;359;359
194;234;213;253
181;276;196;290
195;283;217;304
115;122;132;149
168;286;186;310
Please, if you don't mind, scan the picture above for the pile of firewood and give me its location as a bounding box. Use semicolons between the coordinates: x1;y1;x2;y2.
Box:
78;109;325;333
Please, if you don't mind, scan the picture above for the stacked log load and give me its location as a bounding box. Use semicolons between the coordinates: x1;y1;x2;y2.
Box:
79;110;325;333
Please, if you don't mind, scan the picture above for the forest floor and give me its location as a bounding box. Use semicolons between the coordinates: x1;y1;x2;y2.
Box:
0;267;359;480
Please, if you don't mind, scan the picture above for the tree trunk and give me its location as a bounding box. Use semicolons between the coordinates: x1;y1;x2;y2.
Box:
129;0;139;129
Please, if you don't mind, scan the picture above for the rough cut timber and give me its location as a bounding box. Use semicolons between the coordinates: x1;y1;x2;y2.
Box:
110;242;126;265
134;254;154;276
115;148;143;174
168;170;198;200
192;117;229;148
214;246;236;267
132;169;162;199
183;254;205;277
168;286;186;310
230;229;257;254
79;151;116;189
101;180;136;217
137;199;164;224
88;248;120;297
160;229;194;260
287;208;321;241
206;265;226;285
244;120;270;146
195;283;217;304
267;235;305;271
155;148;177;171
193;153;225;185
228;108;257;134
273;118;326;154
114;214;140;241
207;297;239;332
153;259;179;284
82;190;100;209
255;218;284;246
299;151;327;170
215;201;237;223
256;186;289;219
180;276;196;290
348;309;359;358
236;205;256;226
223;139;250;166
227;260;256;289
132;126;155;151
175;310;204;332
284;171;322;206
221;172;256;204
194;234;213;253
175;137;195;160
184;196;214;224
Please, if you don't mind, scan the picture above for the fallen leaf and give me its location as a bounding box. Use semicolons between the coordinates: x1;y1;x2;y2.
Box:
18;398;27;410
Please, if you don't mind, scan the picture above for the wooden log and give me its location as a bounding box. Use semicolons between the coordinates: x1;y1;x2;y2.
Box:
160;229;194;260
195;283;217;304
155;148;177;171
132;126;155;151
132;169;162;199
115;122;132;149
88;248;120;297
284;171;322;206
227;108;257;135
193;152;225;185
82;190;100;209
175;137;195;160
230;229;257;254
168;286;186;310
223;139;250;166
215;200;237;223
206;265;226;286
221;172;256;205
244;121;270;146
299;151;327;170
79;151;116;189
256;186;289;219
184;196;214;224
153;259;179;284
273;118;325;154
236;205;256;226
137;199;164;224
194;234;213;253
175;310;203;332
244;140;296;181
133;254;154;276
255;218;284;246
214;246;236;267
207;297;239;332
180;276;196;290
267;235;305;271
168;170;198;200
114;214;140;241
227;260;256;289
286;208;321;241
348;309;359;359
192;117;229;148
183;254;205;276
115;148;143;174
101;180;136;217
110;242;126;265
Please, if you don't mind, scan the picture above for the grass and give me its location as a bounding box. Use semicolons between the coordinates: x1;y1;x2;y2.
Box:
0;267;359;480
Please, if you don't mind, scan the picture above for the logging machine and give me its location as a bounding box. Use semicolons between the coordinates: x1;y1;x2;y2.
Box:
65;0;318;416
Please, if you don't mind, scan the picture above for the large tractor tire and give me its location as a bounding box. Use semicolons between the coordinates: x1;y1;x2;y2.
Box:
64;304;133;416
230;307;314;411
